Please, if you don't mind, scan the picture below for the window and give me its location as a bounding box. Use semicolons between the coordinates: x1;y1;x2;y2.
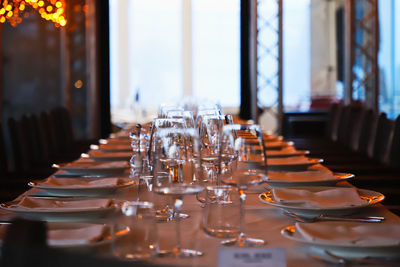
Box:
109;0;240;122
378;0;400;119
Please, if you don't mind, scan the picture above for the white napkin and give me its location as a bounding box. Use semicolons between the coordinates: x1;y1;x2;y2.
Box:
267;156;313;166
103;138;131;145
63;161;129;170
89;150;132;159
48;224;106;246
38;177;122;188
267;147;300;156
295;221;400;246
265;141;289;148
13;197;112;211
99;144;132;152
268;170;335;182
272;187;368;208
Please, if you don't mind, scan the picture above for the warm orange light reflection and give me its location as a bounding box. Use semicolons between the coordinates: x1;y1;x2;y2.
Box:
0;0;67;27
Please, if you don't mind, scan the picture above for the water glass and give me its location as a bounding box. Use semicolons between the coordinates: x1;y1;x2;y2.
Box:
203;185;240;238
112;201;158;260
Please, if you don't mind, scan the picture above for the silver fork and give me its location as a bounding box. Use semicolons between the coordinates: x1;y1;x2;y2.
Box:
283;210;384;223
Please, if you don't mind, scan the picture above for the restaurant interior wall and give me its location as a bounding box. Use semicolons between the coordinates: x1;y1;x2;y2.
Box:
0;0;103;141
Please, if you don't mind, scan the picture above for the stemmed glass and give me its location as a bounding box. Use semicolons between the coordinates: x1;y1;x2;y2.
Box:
152;128;204;257
167;110;195;128
219;124;268;247
158;105;183;118
148;118;188;221
199;115;226;184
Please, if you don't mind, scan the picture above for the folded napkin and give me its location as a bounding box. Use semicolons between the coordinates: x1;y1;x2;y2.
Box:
38;177;122;188
63;161;129;169
13;197;112;211
268;170;335;182
295;221;400;246
99;144;132;152
267;156;313;166
89;150;132;159
272;187;368;208
48;224;106;246
266;147;299;156
103;138;131;145
110;131;130;139
265;141;289;148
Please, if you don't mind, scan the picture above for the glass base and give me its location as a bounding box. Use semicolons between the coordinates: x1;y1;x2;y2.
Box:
221;235;265;247
156;210;189;222
174;248;204;257
203;226;239;238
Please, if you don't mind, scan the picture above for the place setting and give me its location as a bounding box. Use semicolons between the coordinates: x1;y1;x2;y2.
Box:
259;185;385;217
52;159;130;177
281;215;400;263
265;167;354;188
0;194;117;222
27;176;134;197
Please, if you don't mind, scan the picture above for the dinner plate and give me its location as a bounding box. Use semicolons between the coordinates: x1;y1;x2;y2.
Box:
28;178;134;197
281;225;400;259
265;141;294;150
98;144;133;152
0;198;116;222
266;149;309;158
267;157;323;171
53;161;130;176
265;172;354;188
86;150;132;162
259;188;384;216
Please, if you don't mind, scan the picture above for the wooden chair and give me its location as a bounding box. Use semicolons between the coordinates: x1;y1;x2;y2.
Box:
2;219;161;267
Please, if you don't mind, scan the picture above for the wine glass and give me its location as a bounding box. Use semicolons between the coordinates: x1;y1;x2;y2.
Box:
148;118;187;162
167;110;195;128
219;124;268;247
152;128;204;257
199;115;226;184
158;105;183;118
148;118;188;220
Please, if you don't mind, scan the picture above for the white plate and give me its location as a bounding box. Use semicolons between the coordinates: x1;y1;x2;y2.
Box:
259;188;384;216
0;198;116;222
87;151;132;162
265;172;354;188
267;158;323;171
281;225;400;259
266;150;309;158
265;141;294;150
28;179;134;197
53;161;129;176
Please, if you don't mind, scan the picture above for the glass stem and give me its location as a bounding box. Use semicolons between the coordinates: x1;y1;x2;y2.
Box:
174;196;183;256
238;188;246;245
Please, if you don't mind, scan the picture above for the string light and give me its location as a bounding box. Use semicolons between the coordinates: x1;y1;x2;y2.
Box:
0;0;67;27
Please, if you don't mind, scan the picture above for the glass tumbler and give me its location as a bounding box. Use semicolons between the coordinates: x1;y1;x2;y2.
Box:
203;185;240;238
112;201;158;260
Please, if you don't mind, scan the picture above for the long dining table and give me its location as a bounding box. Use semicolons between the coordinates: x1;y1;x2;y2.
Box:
0;128;400;267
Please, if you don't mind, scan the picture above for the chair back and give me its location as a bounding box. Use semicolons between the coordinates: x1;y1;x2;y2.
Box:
357;109;378;157
325;103;342;141
372;113;394;163
50;107;75;153
342;104;365;150
389;115;400;170
0;122;9;175
8;117;31;171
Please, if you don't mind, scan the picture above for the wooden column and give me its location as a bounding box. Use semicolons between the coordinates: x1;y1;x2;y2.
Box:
240;0;258;121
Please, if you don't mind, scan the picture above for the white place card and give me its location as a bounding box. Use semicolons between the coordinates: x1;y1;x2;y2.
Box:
218;248;286;267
